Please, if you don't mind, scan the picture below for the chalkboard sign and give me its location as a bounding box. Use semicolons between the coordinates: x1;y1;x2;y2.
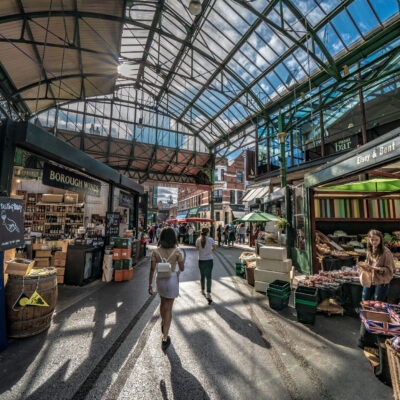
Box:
119;191;134;208
0;197;24;251
106;212;120;237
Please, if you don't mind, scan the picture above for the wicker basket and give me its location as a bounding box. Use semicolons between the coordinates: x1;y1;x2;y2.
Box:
386;339;400;400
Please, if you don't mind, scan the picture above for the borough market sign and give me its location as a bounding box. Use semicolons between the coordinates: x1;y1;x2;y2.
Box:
43;162;101;197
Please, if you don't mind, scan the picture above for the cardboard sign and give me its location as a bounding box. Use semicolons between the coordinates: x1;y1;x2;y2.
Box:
43;162;101;197
0;197;24;251
106;212;120;237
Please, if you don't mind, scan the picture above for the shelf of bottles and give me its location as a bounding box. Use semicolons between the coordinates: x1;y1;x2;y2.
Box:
19;191;85;238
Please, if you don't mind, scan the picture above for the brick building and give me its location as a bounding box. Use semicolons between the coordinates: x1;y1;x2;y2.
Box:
177;152;246;225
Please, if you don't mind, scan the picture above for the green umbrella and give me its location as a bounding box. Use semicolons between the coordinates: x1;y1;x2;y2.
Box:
320;178;400;192
234;211;280;223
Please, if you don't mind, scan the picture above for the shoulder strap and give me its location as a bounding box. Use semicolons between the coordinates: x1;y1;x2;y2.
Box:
154;249;166;263
166;248;178;262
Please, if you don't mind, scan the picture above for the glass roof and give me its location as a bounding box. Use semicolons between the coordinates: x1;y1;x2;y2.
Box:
1;0;400;154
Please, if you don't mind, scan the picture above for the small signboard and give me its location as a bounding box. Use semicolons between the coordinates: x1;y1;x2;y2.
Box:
119;191;134;208
0;197;24;251
106;212;120;237
43;162;101;197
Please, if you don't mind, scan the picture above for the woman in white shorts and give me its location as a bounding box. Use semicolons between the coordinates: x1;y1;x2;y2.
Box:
149;227;184;351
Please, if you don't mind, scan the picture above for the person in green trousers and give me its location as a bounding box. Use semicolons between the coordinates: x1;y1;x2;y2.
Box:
196;227;216;303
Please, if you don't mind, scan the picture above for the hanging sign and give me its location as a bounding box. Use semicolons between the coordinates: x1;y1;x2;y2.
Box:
106;212;120;236
0;197;24;251
42;162;101;197
119;191;134;208
246;150;256;180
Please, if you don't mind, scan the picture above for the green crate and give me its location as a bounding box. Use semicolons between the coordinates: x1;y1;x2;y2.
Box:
112;237;132;249
235;263;245;277
113;259;123;270
122;258;132;269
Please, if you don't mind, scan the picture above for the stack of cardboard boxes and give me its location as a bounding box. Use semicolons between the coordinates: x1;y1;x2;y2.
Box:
54;251;67;284
112;237;134;282
34;247;52;268
254;245;292;293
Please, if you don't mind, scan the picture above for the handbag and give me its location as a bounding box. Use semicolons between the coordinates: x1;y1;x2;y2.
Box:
155;248;177;279
360;268;372;288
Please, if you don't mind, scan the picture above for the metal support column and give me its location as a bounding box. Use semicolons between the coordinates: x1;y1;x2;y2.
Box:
358;63;367;145
318;87;325;157
210;152;215;239
133;194;139;238
108;184;114;212
0;251;5;351
0;120;16;196
277;114;287;188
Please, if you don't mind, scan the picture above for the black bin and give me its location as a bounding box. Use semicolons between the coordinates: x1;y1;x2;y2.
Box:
267;290;290;311
295;286;318;324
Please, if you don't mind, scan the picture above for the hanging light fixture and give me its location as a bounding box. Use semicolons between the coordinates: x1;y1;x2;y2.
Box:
138;117;144;130
189;0;202;16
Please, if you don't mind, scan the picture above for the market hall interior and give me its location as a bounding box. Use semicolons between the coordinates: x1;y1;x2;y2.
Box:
0;245;393;400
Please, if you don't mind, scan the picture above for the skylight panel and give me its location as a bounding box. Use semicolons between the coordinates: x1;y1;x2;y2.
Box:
347;0;380;35
317;23;345;57
369;0;400;24
331;11;362;48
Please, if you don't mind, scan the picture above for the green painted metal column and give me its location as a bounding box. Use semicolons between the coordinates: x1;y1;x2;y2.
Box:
277;114;287;189
210;152;215;239
0;120;16;196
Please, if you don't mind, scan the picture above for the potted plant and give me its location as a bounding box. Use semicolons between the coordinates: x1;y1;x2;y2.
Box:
275;218;290;245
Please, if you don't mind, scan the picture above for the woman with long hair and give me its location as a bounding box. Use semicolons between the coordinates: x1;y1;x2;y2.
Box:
361;229;395;301
196;227;216;302
149;227;185;351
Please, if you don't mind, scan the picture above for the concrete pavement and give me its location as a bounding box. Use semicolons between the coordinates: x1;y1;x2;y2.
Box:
0;245;393;399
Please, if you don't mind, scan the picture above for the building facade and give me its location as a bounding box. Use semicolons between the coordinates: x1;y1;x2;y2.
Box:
177;153;246;226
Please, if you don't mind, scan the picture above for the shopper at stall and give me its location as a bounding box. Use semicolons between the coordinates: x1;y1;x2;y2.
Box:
149;227;185;351
94;219;105;237
251;225;260;247
361;229;395;301
196;227;216;302
224;224;230;246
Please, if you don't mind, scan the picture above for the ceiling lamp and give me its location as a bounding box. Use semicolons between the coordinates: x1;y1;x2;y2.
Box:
138;117;144;130
189;0;202;16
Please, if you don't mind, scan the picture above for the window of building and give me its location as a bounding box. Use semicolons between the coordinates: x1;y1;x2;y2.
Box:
198;194;202;206
237;172;243;183
214;189;222;203
224;211;229;225
237;190;243;204
221;169;225;181
230;190;235;204
216;211;220;221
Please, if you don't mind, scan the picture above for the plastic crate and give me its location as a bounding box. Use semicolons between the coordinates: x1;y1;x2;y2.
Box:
235;263;245;277
267;290;290;311
295;286;318;302
268;280;291;295
295;301;317;324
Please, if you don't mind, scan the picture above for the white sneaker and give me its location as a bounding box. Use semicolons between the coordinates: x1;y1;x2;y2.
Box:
201;290;205;296
206;292;212;301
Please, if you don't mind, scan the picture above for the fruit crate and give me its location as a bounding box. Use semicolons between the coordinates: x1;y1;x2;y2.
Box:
235;263;245;277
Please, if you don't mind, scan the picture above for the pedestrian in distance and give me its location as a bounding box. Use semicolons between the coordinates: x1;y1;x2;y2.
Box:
228;224;236;247
196;227;216;303
224;224;230;246
149;227;185;351
217;224;223;247
239;223;246;244
188;224;195;245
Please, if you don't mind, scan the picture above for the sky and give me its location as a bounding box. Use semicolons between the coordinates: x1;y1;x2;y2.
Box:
157;186;178;205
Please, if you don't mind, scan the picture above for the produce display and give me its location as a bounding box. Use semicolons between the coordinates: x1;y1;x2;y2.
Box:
299;267;360;288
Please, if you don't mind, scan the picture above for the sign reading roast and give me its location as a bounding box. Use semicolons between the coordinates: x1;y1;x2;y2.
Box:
43;162;101;197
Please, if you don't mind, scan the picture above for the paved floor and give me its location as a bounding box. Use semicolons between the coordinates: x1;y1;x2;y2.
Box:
0;245;393;400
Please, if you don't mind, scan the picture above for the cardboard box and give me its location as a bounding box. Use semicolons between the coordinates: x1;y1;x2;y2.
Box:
42;193;63;203
254;268;290;284
256;257;292;273
120;248;132;260
34;257;50;267
113;248;122;260
64;193;79;203
55;251;67;260
33;243;45;250
254;280;267;293
62;240;70;253
5;259;35;276
35;250;52;258
259;246;286;260
56;267;65;276
57;275;64;284
54;258;66;267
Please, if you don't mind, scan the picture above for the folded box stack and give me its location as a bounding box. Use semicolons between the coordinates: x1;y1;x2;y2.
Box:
54;251;67;284
34;249;52;268
254;246;291;293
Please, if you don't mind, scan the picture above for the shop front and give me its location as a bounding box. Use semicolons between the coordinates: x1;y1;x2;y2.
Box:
0;120;144;345
302;127;400;281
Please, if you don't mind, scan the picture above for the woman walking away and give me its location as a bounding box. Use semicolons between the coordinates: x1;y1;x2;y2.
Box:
217;224;223;247
196;228;216;303
228;224;236;247
188;225;195;245
149;227;185;351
